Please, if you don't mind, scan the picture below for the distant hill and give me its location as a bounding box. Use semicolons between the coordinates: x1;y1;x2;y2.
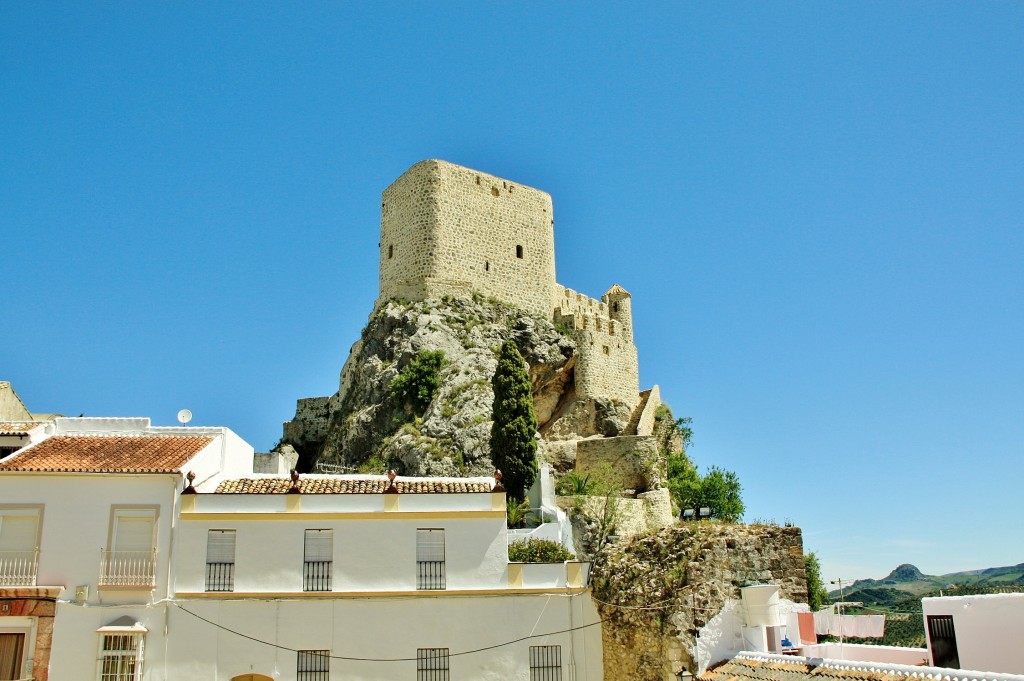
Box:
829;562;1024;599
824;563;1024;648
883;563;925;582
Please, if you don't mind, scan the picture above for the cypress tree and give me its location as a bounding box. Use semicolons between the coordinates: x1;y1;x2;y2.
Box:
490;340;538;501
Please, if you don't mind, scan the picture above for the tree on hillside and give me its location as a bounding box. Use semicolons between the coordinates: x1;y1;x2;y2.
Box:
666;430;745;522
490;340;538;501
666;450;701;509
674;416;694;451
805;551;830;611
699;466;744;522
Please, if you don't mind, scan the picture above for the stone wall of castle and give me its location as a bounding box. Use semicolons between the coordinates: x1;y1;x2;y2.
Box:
555;285;640;409
635;385;662;437
377;160;556;319
576;434;663;493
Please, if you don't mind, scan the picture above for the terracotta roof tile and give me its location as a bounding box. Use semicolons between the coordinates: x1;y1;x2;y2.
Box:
702;656;937;681
0;435;213;473
0;422;43;435
214;477;492;494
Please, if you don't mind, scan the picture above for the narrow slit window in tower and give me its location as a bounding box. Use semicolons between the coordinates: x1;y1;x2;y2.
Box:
485;261;490;272
388;245;393;259
516;245;523;259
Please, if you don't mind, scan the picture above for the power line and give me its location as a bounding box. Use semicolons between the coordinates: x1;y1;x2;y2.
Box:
172;601;606;663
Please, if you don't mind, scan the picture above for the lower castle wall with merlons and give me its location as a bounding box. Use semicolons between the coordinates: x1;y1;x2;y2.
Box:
555;286;639;410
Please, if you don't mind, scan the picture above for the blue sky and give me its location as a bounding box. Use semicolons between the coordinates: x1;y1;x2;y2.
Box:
3;3;1022;587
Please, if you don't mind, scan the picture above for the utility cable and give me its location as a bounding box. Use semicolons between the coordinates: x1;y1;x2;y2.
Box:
171;601;605;663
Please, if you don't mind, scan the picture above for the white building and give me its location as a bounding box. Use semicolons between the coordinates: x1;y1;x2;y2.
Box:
0;417;601;681
922;593;1024;674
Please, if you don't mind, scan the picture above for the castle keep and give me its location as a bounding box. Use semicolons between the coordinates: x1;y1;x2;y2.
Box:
379;159;640;410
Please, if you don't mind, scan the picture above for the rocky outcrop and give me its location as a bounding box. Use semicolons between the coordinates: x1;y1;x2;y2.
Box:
591;523;807;681
280;297;636;475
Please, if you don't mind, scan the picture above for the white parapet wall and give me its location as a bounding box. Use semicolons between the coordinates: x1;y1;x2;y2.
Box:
800;643;930;666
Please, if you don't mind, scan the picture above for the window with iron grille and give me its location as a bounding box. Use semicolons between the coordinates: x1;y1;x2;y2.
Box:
205;529;235;592
303;529;332;591
297;649;330;681
530;645;562;681
416;529;445;590
98;633;144;681
416;647;449;681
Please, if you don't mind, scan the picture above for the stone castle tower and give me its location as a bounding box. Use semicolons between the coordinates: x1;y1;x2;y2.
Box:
378;160;640;410
378;160;557;319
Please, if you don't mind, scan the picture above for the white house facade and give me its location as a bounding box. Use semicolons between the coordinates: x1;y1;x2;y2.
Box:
0;416;602;681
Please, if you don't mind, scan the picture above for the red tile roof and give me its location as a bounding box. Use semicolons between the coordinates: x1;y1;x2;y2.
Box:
702;655;937;681
215;477;492;494
0;422;43;436
0;435;213;473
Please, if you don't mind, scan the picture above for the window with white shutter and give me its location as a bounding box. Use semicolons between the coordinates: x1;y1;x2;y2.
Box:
205;530;235;592
0;507;40;587
303;529;332;591
416;529;445;590
101;508;157;587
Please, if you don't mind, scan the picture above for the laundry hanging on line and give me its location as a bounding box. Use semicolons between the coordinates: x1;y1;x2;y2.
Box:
813;609;885;638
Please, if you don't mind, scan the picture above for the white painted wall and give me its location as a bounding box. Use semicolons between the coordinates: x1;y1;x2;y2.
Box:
0;472;178;600
162;594;602;681
801;643;929;665
173;514;510;593
923;593;1024;674
49;590;603;680
695;598;810;675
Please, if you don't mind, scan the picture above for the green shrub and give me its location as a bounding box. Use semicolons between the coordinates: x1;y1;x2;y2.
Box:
506;497;533;528
390;350;445;414
555;471;594;496
508;538;573;563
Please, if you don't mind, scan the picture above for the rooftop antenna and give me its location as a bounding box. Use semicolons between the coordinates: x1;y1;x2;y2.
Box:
177;409;193;426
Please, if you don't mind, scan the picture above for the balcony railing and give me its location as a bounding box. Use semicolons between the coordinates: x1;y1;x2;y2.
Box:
0;549;38;587
99;549;157;587
417;560;446;590
205;562;235;592
303;560;332;592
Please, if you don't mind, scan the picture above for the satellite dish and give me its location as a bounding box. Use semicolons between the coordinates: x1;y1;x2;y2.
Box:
177;409;193;425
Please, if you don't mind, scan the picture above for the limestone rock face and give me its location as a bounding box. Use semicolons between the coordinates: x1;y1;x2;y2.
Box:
591;523;808;680
281;297;631;475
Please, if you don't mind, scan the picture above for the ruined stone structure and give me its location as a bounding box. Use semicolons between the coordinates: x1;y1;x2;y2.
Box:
378;160;640;411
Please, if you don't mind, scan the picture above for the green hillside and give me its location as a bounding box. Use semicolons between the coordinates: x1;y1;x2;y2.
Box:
829;562;1024;599
823;563;1024;648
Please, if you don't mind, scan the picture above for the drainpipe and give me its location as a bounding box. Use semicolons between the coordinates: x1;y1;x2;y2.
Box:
163;473;179;678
